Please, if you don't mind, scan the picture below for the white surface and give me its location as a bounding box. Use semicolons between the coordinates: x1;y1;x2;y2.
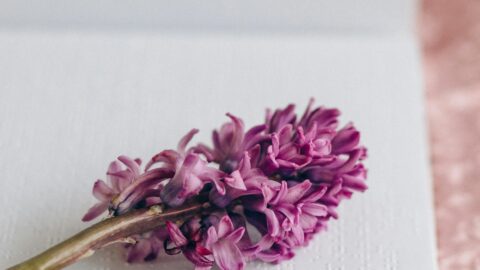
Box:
0;31;437;270
0;0;415;34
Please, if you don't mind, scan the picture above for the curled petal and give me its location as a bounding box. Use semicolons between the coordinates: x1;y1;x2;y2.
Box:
331;124;360;154
81;201;109;222
266;104;296;133
217;215;235;239
300;202;328;217
270;181;288;205
160;154;203;207
92;180;114;201
107;160;123;192
178;129;199;153
112;168;173;214
211;178;226;195
299;213;318;231
211;239;245;270
301;186;328;203
166;221;188;247
243;124;267;150
282;180;312;204
183;245;214;268
145;150;180;172
224;170;247;190
290;225;305;246
264;208;280;236
206;227;219;248
243;235;275;256
193;144;215;161
225;227;245;243
297;98;315;127
118;155;141;176
301;107;340;131
226;113;245;150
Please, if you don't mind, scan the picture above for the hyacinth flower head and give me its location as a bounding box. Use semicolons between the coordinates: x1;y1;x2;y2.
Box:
10;99;367;270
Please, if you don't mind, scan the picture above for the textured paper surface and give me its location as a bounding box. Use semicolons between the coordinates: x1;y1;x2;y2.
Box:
0;31;437;269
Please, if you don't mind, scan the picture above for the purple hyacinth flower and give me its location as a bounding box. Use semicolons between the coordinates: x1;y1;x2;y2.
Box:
194;114;268;173
81;99;368;270
265;104;296;133
160;152;225;207
261;125;313;176
82;153;177;221
205;215;246;270
244;181;328;264
209;152;275;207
297;98;340;132
82;156;143;221
165;218;214;269
125;228;167;263
143;129;225;207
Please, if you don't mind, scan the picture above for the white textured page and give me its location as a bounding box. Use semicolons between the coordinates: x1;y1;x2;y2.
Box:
0;31;437;270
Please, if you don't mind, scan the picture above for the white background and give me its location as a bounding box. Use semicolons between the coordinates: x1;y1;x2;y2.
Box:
0;1;437;270
0;0;414;33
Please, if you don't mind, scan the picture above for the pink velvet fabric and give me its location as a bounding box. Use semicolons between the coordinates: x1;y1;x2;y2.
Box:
420;0;480;269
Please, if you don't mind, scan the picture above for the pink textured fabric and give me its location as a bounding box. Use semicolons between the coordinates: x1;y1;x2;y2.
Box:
420;0;480;269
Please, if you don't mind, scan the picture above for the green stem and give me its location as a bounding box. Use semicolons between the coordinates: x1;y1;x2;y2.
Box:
8;202;208;270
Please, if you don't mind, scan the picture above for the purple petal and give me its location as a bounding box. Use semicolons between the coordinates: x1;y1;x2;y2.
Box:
342;174;368;191
300;202;328;217
145;150;180;172
193;143;215;161
299;213;318;231
302;107;340;130
266;104;296;133
301;186;327;202
225;170;247;190
118;155;141;176
144;196;162;207
107;170;132;181
211;240;245;270
160;154;203;207
238;152;252;173
337;149;363;174
331;124;360;154
264;208;280;236
225;113;245;148
297;98;315;126
278;124;293;145
290;225;305;246
92;180;114;201
166;221;188;247
81;201;109;222
243;235;275;256
224;227;245;243
276;203;298;225
269;181;288;205
211;178;226;195
282;180;312;204
217;215;235;238
178;129;199;152
206;226;219;248
107;160;123;192
113;168;173;213
243;124;267;150
183;245;214;268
